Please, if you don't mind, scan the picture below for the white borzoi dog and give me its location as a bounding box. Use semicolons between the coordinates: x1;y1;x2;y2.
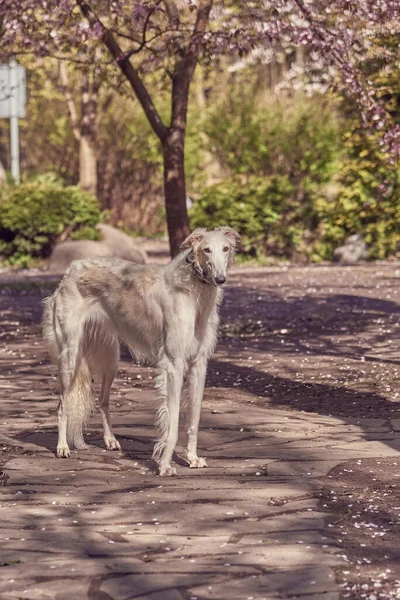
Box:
42;226;240;476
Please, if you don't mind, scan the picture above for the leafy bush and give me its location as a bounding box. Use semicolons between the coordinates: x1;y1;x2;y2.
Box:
314;136;400;260
205;94;342;187
190;174;322;259
191;95;343;260
191;165;400;262
191;93;400;262
0;174;102;266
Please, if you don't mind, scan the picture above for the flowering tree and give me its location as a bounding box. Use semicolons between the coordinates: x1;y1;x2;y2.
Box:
2;0;399;255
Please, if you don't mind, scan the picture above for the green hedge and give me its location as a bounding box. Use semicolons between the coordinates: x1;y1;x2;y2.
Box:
190;95;400;262
190;174;319;259
0;174;102;266
313;155;400;261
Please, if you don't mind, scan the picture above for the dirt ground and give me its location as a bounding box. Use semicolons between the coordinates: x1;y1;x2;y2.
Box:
0;259;400;599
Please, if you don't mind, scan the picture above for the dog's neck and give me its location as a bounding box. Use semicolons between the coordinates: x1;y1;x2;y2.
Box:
165;251;219;297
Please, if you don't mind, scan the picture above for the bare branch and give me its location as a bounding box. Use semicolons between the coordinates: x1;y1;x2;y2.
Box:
117;1;164;57
163;0;180;27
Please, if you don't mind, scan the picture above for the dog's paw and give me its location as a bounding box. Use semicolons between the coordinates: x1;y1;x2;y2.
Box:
159;465;177;477
105;437;121;451
189;457;208;469
57;445;70;458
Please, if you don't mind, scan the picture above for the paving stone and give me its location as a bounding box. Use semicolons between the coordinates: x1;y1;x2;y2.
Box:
135;591;184;600
1;266;400;599
391;419;400;431
188;566;339;599
101;573;216;600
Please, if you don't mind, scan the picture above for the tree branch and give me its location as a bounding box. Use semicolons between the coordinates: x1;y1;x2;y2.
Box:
76;0;168;143
116;1;163;58
187;0;213;72
170;0;213;130
162;0;186;56
163;0;180;26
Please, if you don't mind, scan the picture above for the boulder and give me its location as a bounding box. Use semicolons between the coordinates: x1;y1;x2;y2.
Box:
95;224;147;262
49;225;148;272
333;234;368;265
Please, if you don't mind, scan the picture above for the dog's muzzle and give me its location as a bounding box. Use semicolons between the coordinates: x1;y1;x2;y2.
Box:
214;276;226;285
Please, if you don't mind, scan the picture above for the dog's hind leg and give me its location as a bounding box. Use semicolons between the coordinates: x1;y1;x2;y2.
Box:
57;340;85;457
88;329;120;451
42;295;72;457
56;322;80;457
182;356;208;468
99;340;120;451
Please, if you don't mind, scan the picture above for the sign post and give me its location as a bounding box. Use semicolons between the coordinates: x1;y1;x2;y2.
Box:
0;58;26;184
10;58;20;183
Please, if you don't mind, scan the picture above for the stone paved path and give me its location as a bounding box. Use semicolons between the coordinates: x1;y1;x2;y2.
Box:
0;263;400;600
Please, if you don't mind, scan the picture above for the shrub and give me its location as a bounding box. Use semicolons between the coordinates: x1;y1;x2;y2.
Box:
205;94;342;187
190;174;321;259
191;165;400;262
189;94;342;261
0;174;102;266
314;145;400;260
191;93;400;262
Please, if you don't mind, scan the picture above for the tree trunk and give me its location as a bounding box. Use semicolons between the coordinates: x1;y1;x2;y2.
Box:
79;134;97;194
77;0;213;254
80;72;98;195
0;159;6;184
60;63;98;195
194;69;223;186
162;128;190;257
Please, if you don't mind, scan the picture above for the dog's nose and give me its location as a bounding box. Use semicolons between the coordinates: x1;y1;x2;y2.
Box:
215;276;226;285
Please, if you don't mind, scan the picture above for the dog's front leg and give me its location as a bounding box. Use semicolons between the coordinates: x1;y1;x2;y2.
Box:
183;356;208;469
57;397;70;457
154;357;185;476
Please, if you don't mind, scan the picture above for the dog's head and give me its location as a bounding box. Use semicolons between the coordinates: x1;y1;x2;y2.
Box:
181;226;241;286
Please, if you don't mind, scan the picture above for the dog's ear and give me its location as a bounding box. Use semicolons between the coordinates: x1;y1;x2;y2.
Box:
215;226;241;248
180;228;207;251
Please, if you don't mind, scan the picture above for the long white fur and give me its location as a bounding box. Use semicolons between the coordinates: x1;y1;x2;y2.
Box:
42;226;240;476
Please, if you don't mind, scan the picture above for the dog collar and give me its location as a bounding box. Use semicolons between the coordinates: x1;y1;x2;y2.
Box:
185;251;210;284
193;264;210;284
185;257;209;284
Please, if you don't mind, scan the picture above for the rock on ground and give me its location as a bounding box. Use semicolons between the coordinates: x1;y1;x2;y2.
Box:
333;233;369;265
49;224;148;272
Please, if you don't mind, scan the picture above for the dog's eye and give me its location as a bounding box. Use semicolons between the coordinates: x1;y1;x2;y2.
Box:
204;247;212;254
223;246;230;253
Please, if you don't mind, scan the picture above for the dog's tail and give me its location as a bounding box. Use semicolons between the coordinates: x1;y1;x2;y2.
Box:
42;293;94;449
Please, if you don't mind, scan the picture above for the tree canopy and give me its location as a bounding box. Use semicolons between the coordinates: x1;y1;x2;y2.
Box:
2;1;399;153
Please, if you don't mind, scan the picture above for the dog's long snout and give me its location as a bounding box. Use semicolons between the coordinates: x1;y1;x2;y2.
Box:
215;275;226;285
